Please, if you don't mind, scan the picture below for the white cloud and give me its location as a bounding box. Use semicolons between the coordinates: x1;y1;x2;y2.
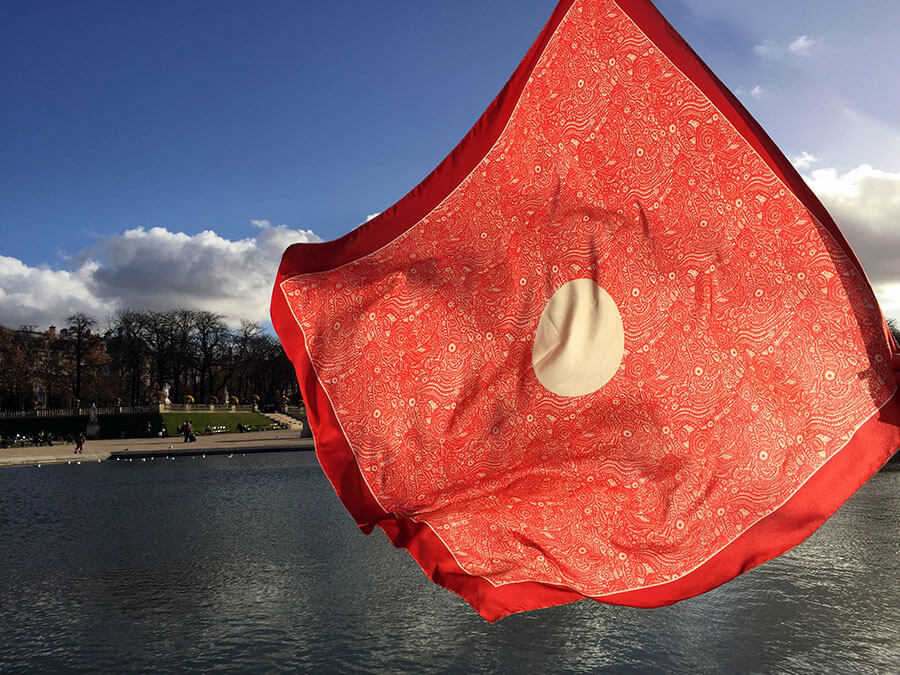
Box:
750;85;764;99
804;164;900;319
874;283;900;326
365;212;381;222
3;185;898;333
788;35;816;56
87;222;321;326
0;256;113;329
0;221;322;330
791;151;819;170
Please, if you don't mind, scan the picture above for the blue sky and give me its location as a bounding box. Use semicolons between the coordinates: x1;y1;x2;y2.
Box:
2;0;900;328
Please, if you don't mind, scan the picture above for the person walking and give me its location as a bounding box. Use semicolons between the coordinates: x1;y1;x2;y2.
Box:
75;432;85;455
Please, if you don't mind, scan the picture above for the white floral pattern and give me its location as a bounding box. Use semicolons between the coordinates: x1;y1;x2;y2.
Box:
279;0;893;597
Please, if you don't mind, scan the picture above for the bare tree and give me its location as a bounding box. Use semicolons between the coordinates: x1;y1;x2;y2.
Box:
64;312;98;401
0;310;301;411
170;309;197;401
139;311;176;394
194;311;228;400
226;320;263;398
106;310;147;405
0;326;40;410
35;326;68;408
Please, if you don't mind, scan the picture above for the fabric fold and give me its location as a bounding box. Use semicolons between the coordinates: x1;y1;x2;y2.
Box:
272;0;900;621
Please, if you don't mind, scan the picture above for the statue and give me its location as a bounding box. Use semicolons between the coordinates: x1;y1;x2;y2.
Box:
89;403;98;423
224;387;230;406
163;383;171;405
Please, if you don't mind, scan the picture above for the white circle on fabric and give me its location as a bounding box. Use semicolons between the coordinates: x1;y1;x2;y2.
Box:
532;279;624;397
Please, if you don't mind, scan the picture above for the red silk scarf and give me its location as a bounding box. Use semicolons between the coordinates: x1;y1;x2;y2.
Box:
271;0;900;621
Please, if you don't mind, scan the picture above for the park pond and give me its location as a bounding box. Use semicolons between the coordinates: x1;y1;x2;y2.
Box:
1;451;898;672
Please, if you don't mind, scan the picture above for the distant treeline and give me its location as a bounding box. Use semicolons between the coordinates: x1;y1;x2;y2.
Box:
4;312;898;414
0;310;299;411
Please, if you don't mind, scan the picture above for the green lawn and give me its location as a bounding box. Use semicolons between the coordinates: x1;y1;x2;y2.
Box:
159;412;279;436
0;411;280;442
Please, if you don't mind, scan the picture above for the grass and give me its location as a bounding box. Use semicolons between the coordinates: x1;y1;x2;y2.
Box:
0;411;279;443
159;412;278;435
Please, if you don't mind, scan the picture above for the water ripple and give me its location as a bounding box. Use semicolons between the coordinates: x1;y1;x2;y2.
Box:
1;456;897;672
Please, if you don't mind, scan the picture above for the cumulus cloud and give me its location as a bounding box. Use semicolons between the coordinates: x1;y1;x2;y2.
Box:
87;221;322;326
0;256;114;329
0;221;322;330
750;85;764;99
804;164;900;319
3;182;899;331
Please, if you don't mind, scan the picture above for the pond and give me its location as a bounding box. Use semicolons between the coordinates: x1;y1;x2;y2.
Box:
1;452;897;672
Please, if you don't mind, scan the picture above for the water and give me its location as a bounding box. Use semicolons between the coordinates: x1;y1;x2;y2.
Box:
1;452;898;673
